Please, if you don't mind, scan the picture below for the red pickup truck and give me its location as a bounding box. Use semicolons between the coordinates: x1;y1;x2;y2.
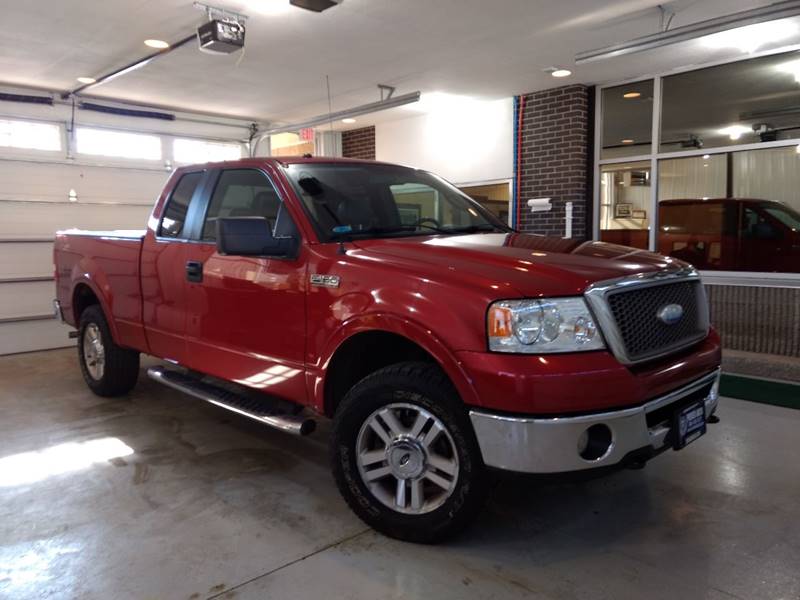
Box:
54;157;721;542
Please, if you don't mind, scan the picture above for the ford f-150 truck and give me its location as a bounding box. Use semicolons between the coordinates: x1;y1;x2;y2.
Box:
54;157;721;543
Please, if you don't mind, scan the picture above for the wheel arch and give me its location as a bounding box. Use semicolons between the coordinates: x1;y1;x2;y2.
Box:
316;315;479;417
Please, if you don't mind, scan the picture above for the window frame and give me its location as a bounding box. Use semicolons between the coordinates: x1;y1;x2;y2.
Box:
156;170;209;241
195;167;296;247
593;44;800;285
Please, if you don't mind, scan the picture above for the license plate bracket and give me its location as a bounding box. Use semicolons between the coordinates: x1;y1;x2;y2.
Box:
673;400;706;450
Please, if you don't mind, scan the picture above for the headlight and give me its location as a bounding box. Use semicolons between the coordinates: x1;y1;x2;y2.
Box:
487;297;605;353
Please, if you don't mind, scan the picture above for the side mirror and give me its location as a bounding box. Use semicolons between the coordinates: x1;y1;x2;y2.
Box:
216;217;296;257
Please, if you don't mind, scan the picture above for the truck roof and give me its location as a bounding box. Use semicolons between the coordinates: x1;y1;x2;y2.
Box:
174;155;398;173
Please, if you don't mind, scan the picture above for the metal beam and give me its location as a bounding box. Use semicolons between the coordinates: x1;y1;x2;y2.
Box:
62;34;197;99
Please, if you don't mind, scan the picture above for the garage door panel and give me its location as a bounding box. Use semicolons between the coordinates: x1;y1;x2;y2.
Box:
0;201;151;238
0;162;166;205
0;319;72;355
0;280;55;319
0;242;53;279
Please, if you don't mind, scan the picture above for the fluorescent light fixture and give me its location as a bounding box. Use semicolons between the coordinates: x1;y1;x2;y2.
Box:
623;92;641;99
342;118;356;124
796;143;800;153
144;39;170;49
703;154;711;159
576;1;800;64
245;0;294;15
701;20;797;53
621;138;635;144
551;69;572;78
718;125;752;140
76;76;96;84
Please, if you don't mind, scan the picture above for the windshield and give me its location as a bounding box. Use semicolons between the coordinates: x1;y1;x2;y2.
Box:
283;163;510;241
760;202;800;232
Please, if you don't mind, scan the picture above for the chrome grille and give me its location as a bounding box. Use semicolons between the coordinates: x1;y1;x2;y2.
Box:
585;269;710;365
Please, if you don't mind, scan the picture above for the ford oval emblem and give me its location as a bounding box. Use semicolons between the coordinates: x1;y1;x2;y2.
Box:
657;303;684;325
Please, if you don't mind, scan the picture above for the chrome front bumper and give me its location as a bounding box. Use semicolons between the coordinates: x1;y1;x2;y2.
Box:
469;369;721;474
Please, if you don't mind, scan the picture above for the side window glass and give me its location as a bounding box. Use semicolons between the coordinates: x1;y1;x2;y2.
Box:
159;172;203;238
202;169;292;241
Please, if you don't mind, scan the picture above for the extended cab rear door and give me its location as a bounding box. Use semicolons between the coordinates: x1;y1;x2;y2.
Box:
181;165;308;403
141;169;210;364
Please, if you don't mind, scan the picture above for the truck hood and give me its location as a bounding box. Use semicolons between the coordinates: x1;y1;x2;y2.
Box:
352;233;683;297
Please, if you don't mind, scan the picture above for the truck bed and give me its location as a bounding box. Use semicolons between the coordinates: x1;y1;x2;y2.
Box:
54;229;147;351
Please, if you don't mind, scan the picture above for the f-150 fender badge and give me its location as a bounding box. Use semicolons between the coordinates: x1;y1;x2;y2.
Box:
310;274;341;288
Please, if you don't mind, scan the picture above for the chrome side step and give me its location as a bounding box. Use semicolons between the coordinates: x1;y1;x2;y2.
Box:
147;366;316;436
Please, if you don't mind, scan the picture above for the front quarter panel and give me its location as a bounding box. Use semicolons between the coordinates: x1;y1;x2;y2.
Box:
304;244;498;412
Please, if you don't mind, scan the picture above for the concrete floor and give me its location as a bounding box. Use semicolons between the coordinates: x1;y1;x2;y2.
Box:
1;349;798;600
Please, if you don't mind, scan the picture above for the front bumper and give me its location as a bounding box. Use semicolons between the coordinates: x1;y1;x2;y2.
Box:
469;368;720;474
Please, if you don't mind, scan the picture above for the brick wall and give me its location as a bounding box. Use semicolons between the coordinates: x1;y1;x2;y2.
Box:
517;85;590;238
341;126;376;160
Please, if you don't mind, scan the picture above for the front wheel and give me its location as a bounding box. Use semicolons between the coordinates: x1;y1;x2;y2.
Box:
330;362;487;543
78;305;140;397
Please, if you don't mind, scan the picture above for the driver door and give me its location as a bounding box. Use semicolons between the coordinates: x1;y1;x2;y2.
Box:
183;167;308;402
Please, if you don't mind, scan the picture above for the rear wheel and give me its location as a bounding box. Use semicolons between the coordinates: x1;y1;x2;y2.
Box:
330;362;487;543
78;305;139;397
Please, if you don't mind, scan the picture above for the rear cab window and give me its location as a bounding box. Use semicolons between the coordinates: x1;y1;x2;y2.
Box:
159;171;203;238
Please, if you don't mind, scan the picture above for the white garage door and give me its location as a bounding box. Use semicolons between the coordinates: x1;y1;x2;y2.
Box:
0;161;165;355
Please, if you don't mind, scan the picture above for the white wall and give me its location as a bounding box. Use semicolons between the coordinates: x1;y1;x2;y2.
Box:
375;97;514;185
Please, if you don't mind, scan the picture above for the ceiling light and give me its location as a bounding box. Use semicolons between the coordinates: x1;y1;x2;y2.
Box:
576;3;800;64
144;39;170;49
623;92;641;99
703;154;711;159
76;77;96;84
718;125;751;140
244;0;294;15
551;69;572;78
342;118;356;124
621;139;635;144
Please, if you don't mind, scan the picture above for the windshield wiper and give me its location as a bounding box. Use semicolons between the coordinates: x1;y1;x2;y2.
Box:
330;226;419;239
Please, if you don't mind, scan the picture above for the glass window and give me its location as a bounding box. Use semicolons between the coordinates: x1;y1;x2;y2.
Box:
601;80;653;159
159;172;203;238
661;50;800;152
76;127;161;160
173;138;242;164
283;163;508;242
459;183;511;223
655;147;800;273
599;161;651;249
0;119;61;151
659;155;727;201
202;169;289;241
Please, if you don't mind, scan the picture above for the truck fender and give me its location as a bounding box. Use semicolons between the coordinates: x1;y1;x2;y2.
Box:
310;312;481;414
69;261;122;345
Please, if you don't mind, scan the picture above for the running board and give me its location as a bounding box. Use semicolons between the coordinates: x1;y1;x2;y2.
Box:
147;366;316;436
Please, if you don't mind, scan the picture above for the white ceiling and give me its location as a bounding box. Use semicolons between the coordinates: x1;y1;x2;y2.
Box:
0;0;796;129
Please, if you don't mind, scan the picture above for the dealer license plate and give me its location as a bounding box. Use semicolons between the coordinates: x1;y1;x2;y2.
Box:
673;400;707;450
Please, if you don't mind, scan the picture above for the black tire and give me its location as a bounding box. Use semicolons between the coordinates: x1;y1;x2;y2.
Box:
78;304;140;397
330;361;487;543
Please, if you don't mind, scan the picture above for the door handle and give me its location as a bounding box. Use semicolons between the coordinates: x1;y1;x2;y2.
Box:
186;260;203;283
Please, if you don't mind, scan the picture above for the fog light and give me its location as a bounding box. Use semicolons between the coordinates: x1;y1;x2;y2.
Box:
578;424;613;461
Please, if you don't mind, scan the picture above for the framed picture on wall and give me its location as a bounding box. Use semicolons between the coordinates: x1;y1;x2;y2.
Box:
397;203;421;225
632;209;647;219
615;203;633;218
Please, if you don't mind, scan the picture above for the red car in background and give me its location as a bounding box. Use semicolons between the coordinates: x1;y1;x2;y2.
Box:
659;199;800;272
